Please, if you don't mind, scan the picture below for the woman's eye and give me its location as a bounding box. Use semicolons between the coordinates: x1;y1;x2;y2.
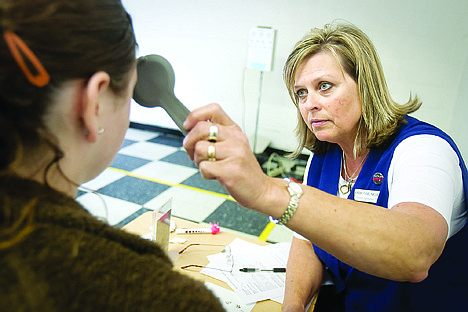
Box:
296;89;307;97
319;82;332;91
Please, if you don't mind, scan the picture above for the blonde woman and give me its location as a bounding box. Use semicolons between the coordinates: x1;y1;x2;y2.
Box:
183;22;468;311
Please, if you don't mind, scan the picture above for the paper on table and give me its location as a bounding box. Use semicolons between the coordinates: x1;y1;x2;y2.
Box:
201;238;291;304
205;282;256;312
269;295;284;305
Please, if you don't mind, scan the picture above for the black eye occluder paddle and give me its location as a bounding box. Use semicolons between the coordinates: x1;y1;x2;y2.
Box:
133;54;190;135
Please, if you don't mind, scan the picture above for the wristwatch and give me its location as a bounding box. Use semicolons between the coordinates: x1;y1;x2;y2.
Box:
273;178;303;226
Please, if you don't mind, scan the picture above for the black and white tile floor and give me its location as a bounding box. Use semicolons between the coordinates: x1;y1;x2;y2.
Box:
76;126;294;243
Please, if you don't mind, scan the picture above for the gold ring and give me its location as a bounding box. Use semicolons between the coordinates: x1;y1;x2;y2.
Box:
207;142;216;161
208;125;218;142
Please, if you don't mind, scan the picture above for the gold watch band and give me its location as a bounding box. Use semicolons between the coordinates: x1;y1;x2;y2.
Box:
277;178;303;226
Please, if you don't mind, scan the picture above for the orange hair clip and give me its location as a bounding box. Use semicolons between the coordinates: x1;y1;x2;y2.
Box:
3;31;50;87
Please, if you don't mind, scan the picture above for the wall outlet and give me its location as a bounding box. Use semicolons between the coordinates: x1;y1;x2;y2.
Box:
246;26;276;71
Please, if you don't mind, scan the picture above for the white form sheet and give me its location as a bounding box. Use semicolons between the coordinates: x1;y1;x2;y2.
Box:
205;282;256;312
201;238;291;304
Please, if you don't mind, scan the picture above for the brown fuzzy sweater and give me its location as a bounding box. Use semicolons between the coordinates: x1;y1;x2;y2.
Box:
0;177;225;312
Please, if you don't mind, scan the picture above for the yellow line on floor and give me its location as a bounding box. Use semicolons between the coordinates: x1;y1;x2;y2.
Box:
258;221;276;242
107;166;275;241
107;167;235;201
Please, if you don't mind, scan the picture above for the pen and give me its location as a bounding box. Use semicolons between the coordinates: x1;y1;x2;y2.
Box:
175;228;213;234
239;268;286;272
175;222;220;235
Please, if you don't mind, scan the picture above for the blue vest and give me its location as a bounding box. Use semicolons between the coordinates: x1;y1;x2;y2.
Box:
307;116;468;311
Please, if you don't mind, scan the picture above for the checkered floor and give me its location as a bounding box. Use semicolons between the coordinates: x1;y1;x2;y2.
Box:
76;126;294;243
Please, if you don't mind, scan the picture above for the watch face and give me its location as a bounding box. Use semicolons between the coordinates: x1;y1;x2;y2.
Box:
289;182;302;194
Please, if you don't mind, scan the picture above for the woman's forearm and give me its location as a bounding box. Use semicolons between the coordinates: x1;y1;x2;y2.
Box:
277;186;447;282
282;237;323;312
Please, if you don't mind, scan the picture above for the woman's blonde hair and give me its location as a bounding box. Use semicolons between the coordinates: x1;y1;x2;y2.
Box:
284;21;421;157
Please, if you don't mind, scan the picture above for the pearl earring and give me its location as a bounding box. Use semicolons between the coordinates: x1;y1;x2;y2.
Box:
97;128;105;135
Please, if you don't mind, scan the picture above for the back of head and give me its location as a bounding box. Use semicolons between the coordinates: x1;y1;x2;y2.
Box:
284;21;421;156
0;0;136;174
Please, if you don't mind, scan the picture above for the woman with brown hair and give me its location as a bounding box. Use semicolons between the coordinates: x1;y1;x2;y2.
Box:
0;1;225;311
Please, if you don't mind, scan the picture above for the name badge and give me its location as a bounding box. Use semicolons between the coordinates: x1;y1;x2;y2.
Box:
354;189;380;203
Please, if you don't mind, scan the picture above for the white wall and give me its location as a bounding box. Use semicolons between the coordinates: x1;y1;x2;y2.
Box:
123;0;468;153
450;39;468;161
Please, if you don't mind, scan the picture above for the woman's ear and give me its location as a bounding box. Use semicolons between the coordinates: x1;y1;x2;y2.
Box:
81;71;111;143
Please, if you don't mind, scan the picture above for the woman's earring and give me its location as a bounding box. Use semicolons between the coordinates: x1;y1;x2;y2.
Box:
97;128;105;135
